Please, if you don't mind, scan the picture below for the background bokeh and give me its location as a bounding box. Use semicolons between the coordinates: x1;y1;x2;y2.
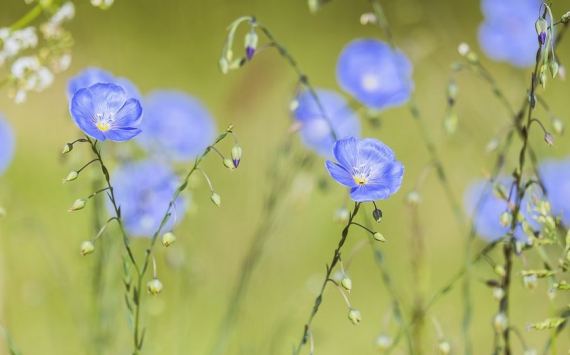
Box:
1;0;570;354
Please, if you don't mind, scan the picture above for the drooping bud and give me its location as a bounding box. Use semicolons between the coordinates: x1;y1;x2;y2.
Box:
373;232;386;243
223;158;235;171
68;198;87;212
211;192;221;207
494;265;506;277
375;333;393;352
80;240;95;256
550;61;559;78
523;274;538;291
244;32;258;61
372;208;383;223
544;132;554;146
493;312;508;333
334;207;350;224
443;106;458;135
147;278;163;295
562;11;570;23
500;211;512;227
162;232;176;247
492;287;505;301
540;72;548;89
62;143;73;154
62;171;78;183
340;276;352;292
218;57;229;74
535;18;548;44
551;118;564;135
405;190;421;206
438;340;451;355
231;145;242;168
348;308;361;325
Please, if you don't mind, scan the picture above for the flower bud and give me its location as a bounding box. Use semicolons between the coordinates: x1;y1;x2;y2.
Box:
244;32;258;61
443;106;458;135
68;198;87;212
218;57;229;74
340;276;352;292
211;192;221;207
494;265;506;277
62;143;73;154
466;51;478;64
562;12;570;23
500;211;512;227
162;232;176;247
406;190;421;206
372;208;383;223
485;138;499;154
229;57;246;70
348;308;361;325
373;232;386;243
223;158;235;171
438;340;451;355
535;18;548;44
334;207;349;224
62;171;78;183
446;80;458;101
80;240;95;256
523;274;538;291
457;43;470;56
540;72;547;89
360;13;377;25
231;145;242;168
493;312;508;333
375;333;393;351
550;61;559;78
544;132;554;146
551;118;564;135
308;0;320;13
147;278;163;295
492;287;504;301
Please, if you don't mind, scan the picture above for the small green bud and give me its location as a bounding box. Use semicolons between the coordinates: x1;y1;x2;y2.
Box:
493;312;508;333
80;241;95;256
492;287;504;301
544;132;554;146
443;106;458;135
334;207;350;224
494;265;506;277
523;274;538;291
535;18;548;44
147;278;163;296
340;276;352;292
231;145;242;168
244;32;258;60
308;0;320;13
373;232;386;243
62;143;73;154
540;72;547;89
223;158;235;171
229;57;246;70
466;51;478;64
211;192;221;207
218;57;229;74
551;118;564;135
62;171;78;183
359;13;377;25
500;211;512;227
372;208;383;223
550;61;559;78
446;81;458;101
562;12;570;23
68;198;87;212
438;340;451;355
375;333;393;351
348;308;361;325
162;232;176;247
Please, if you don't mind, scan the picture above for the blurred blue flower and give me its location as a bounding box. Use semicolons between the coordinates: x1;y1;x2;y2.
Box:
70;83;143;142
0;114;15;176
478;0;542;68
463;178;539;243
539;158;570;225
66;67;141;101
135;90;216;162
336;39;413;110
293;89;361;158
110;160;187;237
325;137;404;202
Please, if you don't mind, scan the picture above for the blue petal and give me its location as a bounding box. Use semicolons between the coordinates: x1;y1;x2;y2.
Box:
333;137;359;169
350;184;391;202
104;127;142;142
88;83;128;115
368;161;404;195
357;138;396;164
325;161;357;188
113;98;143;127
70;88;106;141
539;158;570;225
0;114;15;176
66;67;114;100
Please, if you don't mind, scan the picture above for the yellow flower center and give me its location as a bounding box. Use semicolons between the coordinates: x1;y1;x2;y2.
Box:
353;176;368;185
97;122;110;131
352;164;372;185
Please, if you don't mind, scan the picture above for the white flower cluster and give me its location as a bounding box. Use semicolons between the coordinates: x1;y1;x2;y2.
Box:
11;56;54;103
91;0;114;9
0;27;38;66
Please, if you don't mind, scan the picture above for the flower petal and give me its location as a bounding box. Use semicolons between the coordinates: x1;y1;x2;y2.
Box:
325;161;357;188
333;137;358;169
104;127;142;142
70;88;106;141
368;161;404;195
88;82;128;115
113;98;143;128
357;138;395;164
350;184;391;202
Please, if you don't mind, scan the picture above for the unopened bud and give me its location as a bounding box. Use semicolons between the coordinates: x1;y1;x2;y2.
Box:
373;232;386;243
500;211;512;227
348;308;361;325
223;158;235;171
458;43;470;56
80;240;95;256
523;274;538;291
147;278;163;295
544;132;554;146
62;143;73;154
550;61;559;78
494;265;506;277
540;72;547;89
466;51;478;64
334;207;349;224
360;13;377;25
229;57;246;70
438;340;451;355
443;106;458;134
372;208;383;223
218;57;229;74
535;18;548;44
308;0;320;13
211;192;221;207
231;145;242;168
562;12;570;23
244;32;258;61
375;333;393;351
68;198;87;212
162;232;176;247
551;118;564;135
485;138;499;154
446;81;458;101
406;190;421;206
493;312;508;333
341;276;352;292
63;171;78;183
492;287;505;301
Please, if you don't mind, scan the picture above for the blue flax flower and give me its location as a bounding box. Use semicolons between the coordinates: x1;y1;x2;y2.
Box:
464;178;540;243
336;39;413;111
66;67;141;101
70;83;143;142
0;114;15;176
539;158;570;225
135;90;216;162
325;137;404;202
109;160;187;237
478;0;542;68
293;89;360;158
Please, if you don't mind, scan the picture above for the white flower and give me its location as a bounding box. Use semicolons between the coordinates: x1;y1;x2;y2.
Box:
14;90;26;104
11;56;40;79
458;42;470;56
50;2;75;26
90;0;114;8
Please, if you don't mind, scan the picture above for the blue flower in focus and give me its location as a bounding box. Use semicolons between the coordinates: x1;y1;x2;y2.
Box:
293;89;360;158
336;39;413;110
70;83;143;142
135;90;216;162
0;114;15;176
539;158;570;225
66;67;142;101
325;137;404;202
463;178;539;243
478;0;542;68
110;160;187;237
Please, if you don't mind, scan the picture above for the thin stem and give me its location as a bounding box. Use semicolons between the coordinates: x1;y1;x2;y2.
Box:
196;168;215;193
10;4;42;31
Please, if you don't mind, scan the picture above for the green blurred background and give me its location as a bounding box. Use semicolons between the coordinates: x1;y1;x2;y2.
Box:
1;0;570;354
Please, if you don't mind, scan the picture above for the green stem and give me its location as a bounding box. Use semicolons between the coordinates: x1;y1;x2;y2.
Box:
10;4;43;31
